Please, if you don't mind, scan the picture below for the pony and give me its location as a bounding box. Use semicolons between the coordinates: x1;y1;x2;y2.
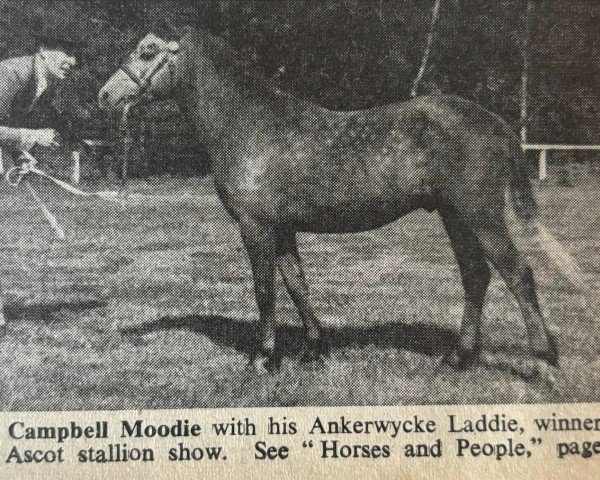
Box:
99;29;585;372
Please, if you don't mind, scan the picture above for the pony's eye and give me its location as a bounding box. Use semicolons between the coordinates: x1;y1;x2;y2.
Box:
140;51;157;61
139;42;160;61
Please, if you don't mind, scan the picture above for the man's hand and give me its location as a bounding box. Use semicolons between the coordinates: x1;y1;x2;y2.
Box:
33;129;61;149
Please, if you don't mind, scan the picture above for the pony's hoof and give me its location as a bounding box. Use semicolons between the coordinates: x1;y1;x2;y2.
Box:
300;348;325;365
510;358;557;384
248;352;279;375
301;337;329;363
533;351;559;369
533;335;559;368
314;336;331;356
533;361;557;386
443;347;479;370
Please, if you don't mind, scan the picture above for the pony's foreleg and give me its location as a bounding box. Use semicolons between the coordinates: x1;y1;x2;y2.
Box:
276;231;326;361
240;220;277;372
440;208;491;368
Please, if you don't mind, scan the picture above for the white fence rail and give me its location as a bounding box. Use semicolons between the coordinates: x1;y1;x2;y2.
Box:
522;144;600;180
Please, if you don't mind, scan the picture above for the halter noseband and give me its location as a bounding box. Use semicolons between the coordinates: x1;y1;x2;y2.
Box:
119;53;171;98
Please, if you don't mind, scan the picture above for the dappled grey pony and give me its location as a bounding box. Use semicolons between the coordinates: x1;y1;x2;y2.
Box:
99;29;585;373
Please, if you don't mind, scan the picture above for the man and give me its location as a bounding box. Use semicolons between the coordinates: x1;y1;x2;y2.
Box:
0;26;83;336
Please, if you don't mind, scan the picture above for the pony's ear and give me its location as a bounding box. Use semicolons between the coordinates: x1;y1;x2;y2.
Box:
166;41;180;53
161;19;187;40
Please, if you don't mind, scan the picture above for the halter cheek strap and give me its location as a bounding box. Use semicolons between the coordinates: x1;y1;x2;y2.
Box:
119;54;171;97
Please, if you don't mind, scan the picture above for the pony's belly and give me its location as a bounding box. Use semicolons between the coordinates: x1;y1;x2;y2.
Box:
282;198;421;233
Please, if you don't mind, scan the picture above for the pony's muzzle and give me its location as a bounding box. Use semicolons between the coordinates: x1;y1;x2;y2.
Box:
98;85;118;113
98;70;140;113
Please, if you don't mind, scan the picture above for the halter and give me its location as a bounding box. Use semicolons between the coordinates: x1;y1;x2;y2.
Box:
116;50;176;189
118;52;171;98
116;51;175;129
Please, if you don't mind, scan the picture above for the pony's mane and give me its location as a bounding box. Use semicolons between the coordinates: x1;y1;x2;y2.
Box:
190;28;310;109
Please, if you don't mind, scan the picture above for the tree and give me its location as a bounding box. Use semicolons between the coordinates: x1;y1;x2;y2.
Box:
411;0;443;98
106;0;145;28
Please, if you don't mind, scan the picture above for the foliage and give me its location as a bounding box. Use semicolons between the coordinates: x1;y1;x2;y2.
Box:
1;0;599;158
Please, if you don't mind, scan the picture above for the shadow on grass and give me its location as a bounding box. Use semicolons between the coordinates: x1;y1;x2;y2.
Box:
120;315;459;359
5;300;107;323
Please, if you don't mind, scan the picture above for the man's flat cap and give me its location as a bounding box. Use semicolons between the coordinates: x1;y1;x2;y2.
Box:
30;17;87;53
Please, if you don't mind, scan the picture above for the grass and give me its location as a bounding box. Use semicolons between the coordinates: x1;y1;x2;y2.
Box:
0;170;599;411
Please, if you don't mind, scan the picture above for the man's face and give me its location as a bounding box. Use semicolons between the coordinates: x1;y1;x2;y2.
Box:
39;48;76;80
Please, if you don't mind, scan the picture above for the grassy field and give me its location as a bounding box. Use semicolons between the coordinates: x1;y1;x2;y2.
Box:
0;169;599;411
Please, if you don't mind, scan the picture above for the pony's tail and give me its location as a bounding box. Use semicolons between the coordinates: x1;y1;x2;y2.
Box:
509;142;538;222
509;144;588;291
530;221;587;291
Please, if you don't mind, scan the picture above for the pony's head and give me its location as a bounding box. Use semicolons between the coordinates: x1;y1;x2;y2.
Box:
98;33;180;115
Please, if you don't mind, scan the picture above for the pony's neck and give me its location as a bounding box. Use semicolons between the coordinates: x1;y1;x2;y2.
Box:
172;29;314;156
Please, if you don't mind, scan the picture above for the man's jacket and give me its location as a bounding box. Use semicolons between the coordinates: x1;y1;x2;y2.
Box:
0;55;57;151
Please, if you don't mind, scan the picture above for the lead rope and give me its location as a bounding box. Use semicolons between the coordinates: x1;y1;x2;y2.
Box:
5;91;151;239
118;101;135;189
5;150;119;239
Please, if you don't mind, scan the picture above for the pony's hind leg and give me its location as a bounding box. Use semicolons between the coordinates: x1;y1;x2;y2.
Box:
239;219;278;372
471;218;558;367
276;231;326;361
440;208;491;368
